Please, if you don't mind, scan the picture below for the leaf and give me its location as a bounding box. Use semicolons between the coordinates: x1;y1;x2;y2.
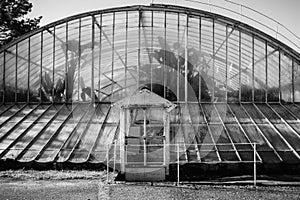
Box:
44;72;53;88
55;78;65;96
80;77;85;89
0;0;41;46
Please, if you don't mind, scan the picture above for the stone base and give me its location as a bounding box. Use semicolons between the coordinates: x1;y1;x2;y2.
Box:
125;166;166;181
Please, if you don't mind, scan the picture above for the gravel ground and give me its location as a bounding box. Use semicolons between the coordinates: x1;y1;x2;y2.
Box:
0;180;101;200
109;183;300;200
0;170;299;200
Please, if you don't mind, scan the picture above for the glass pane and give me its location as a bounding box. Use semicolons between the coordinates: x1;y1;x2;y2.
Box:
227;28;240;102
201;103;221;123
257;124;289;151
16;39;29;102
5;47;16;102
90;124;118;163
0;53;3;102
253;38;266;102
54;24;66;103
29;34;42;102
255;103;281;123
200;18;213;102
274;123;300;151
215;103;237;124
228;103;252;123
267;46;279;102
240;32;253;102
242;104;267;124
68;104;111;162
269;104;297;123
213;22;226;102
79;17;93;102
294;61;300;102
281;52;293;102
41;29;54;102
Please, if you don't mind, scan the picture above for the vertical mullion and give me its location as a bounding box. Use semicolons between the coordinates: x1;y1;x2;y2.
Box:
40;32;43;103
2;51;5;103
164;12;167;99
252;35;255;102
15;43;18;103
212;19;215;102
78;18;82;101
27;37;31;103
279;49;281;102
265;41;268;103
238;29;241;102
150;11;153;92
125;12;128;95
98;15;102;100
52;27;55;101
184;14;188;103
177;13;180;102
138;10;141;89
65;22;68;102
91;16;95;103
225;26;228;102
111;13;115;101
143;109;146;165
292;57;295;103
199;17;201;103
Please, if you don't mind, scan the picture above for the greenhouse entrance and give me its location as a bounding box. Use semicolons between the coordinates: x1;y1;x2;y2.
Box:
117;89;176;181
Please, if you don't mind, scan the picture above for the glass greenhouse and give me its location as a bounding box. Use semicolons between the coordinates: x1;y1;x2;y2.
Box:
0;4;300;179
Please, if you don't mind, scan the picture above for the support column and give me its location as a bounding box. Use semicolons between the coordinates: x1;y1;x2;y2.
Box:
120;108;125;173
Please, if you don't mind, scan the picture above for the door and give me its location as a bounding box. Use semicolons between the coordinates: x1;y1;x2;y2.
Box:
125;107;166;167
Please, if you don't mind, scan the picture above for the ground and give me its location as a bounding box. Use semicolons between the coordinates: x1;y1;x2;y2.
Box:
0;170;299;200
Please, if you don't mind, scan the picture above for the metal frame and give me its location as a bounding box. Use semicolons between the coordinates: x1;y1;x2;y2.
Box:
255;103;300;159
213;103;241;161
55;103;94;162
34;104;80;161
0;104;52;159
1;4;300;104
0;104;39;144
199;103;222;161
0;104;28;130
226;103;263;162
240;103;283;162
0;4;300;166
88;104;112;162
16;104;65;161
27;37;31;103
67;103;101;162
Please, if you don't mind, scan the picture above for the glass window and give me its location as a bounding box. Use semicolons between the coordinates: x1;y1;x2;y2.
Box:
280;52;293;102
294;60;300;102
253;38;266;102
240;32;253;102
267;45;279;102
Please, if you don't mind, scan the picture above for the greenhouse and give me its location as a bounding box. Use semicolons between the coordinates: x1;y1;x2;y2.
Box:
0;4;300;181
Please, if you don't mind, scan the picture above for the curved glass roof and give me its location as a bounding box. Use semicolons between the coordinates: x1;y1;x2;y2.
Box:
0;4;300;103
0;4;300;166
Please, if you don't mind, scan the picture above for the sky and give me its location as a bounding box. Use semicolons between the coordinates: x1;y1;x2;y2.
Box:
26;0;300;46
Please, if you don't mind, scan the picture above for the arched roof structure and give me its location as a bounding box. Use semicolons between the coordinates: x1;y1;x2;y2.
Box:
0;4;300;171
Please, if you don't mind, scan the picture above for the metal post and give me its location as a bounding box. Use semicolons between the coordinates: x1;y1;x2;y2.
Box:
91;16;95;103
253;143;257;188
184;15;188;103
143;109;147;166
177;143;180;186
113;139;116;173
106;143;109;183
27;37;30;103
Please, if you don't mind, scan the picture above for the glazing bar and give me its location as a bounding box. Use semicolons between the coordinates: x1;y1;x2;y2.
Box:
241;103;283;161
